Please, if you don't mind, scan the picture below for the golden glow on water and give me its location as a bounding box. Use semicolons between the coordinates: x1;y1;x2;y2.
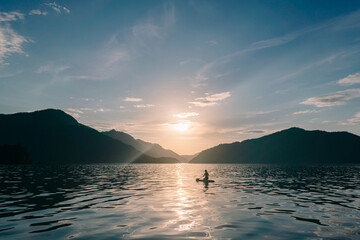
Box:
2;164;358;239
173;164;199;232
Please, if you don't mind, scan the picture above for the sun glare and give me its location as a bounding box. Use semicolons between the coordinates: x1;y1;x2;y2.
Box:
173;122;190;131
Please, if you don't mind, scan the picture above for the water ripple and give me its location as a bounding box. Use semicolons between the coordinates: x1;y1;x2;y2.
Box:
0;164;359;239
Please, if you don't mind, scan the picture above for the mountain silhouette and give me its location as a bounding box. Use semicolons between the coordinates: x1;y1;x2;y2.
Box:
0;144;31;164
181;153;199;162
103;129;187;162
0;109;179;164
190;127;360;164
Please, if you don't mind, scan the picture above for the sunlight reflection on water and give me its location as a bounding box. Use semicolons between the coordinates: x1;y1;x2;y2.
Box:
0;164;359;239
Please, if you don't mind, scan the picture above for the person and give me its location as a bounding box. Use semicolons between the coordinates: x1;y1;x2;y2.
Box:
203;170;209;181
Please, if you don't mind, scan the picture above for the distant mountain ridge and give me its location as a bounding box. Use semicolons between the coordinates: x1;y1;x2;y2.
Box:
2;110;358;165
0;109;179;164
103;129;188;162
190;127;360;164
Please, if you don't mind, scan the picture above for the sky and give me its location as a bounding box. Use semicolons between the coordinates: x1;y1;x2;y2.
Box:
0;0;360;155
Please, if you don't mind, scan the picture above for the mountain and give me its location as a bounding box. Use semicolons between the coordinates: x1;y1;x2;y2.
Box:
103;129;187;162
190;127;360;164
0;109;179;164
0;144;31;164
181;153;199;162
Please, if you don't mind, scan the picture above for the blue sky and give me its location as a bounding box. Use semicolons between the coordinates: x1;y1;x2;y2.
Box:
0;0;360;154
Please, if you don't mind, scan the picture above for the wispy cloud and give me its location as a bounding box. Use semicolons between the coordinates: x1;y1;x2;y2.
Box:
93;108;111;113
189;91;231;107
29;9;48;16
337;73;360;85
0;12;24;22
66;107;111;117
66;3;174;81
330;9;360;31
124;97;143;102
64;75;102;81
301;88;360;107
101;41;130;67
247;130;266;134
134;104;154;108
193;9;360;86
162;2;175;28
173;112;199;118
207;40;217;46
132;23;162;40
194;25;319;85
45;2;70;14
340;112;360;125
217;126;277;137
0;11;29;64
179;58;201;65
65;108;84;118
32;64;70;93
131;3;175;44
36;64;70;74
293;109;321;115
276;53;341;83
66;108;84;114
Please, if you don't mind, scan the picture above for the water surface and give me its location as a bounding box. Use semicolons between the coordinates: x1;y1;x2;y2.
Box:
0;164;359;239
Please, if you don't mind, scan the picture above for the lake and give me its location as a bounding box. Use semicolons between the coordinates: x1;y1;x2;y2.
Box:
0;164;359;239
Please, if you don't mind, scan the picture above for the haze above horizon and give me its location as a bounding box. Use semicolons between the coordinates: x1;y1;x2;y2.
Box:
0;0;359;154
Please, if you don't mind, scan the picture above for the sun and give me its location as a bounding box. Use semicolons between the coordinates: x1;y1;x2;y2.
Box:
173;122;190;132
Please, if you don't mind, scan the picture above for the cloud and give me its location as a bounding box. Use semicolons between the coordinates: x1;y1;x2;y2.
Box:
0;12;24;22
193;27;316;85
189;91;231;107
208;40;217;46
180;60;189;65
0;25;28;64
124;97;143;102
276;53;342;83
348;112;360;125
66;107;111;115
337;73;360;85
173;112;199;118
93;108;111;113
162;2;175;28
134;104;154;108
341;112;360;125
0;11;29;64
193;9;360;86
29;9;48;16
205;92;231;101
66;108;84;114
45;2;70;14
64;3;174;82
247;130;266;133
132;23;162;40
179;58;201;65
36;64;70;74
301;88;360;107
131;3;175;43
102;44;130;67
331;9;360;30
64;75;102;81
293;110;321;115
65;108;85;118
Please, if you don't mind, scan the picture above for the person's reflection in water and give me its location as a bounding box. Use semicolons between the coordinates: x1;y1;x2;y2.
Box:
203;181;209;191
